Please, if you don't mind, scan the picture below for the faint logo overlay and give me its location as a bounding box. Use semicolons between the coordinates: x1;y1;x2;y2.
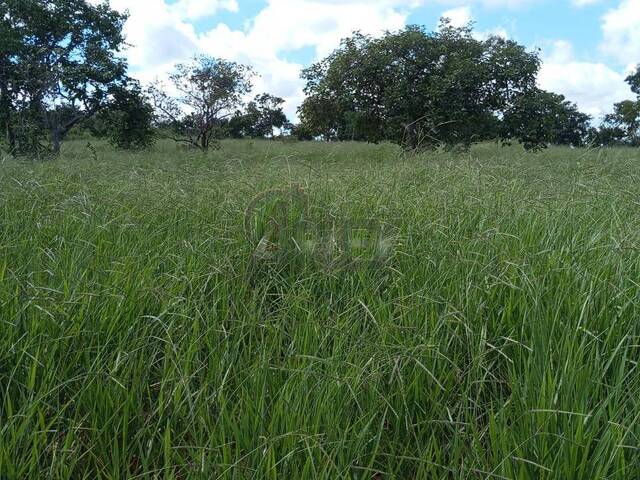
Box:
244;185;397;271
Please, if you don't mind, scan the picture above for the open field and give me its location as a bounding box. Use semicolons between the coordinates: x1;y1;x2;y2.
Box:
2;140;640;478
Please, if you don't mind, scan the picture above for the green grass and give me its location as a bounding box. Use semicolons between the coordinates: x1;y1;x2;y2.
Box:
2;139;640;479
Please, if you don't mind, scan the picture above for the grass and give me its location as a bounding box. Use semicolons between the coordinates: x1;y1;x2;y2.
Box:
2;139;640;479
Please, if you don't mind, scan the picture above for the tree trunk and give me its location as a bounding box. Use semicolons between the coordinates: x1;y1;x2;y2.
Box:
51;128;62;154
49;110;94;155
403;122;417;150
0;78;15;153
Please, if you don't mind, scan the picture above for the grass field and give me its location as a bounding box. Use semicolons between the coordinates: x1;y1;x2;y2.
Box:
2;140;640;479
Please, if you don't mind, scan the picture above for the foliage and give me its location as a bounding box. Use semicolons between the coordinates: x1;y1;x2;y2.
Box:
626;64;640;96
97;82;156;150
588;125;627;146
291;122;316;141
591;65;640;146
149;56;253;151
601;100;640;146
228;93;290;138
502;88;591;150
0;0;129;155
299;22;543;149
3;140;640;477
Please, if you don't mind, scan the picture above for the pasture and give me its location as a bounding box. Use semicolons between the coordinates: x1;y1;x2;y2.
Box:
2;140;640;478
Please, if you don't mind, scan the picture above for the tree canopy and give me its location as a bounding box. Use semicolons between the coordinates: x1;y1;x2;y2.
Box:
298;22;547;149
228;94;290;138
0;0;132;155
591;65;640;147
1;2;636;155
626;65;640;96
502;89;591;150
98;81;156;151
149;56;254;151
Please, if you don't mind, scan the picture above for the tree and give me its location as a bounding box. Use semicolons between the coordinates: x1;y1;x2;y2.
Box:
298;22;541;149
602;100;640;146
0;0;130;155
592;66;640;146
291;123;315;141
502;89;591;150
588;125;627;147
626;65;640;96
98;81;156;150
149;56;253;151
228;93;289;138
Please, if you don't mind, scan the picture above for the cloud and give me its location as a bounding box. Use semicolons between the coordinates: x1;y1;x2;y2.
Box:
538;40;633;120
103;0;199;68
99;0;632;123
431;0;534;7
441;6;472;28
480;26;509;39
468;0;536;8
572;0;600;6
209;0;411;117
243;0;408;59
103;0;415;120
169;0;239;20
438;5;508;38
600;0;640;66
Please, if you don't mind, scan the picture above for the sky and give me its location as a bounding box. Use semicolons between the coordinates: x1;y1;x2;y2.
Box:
97;0;640;122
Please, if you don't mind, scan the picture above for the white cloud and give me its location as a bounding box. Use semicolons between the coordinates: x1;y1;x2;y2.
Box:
216;0;410;117
441;6;472;28
247;0;408;59
538;40;633;120
471;0;535;8
98;0;633;123
481;26;509;39
433;0;534;7
105;0;199;67
600;0;640;65
439;6;508;38
103;0;415;120
170;0;239;20
572;0;601;6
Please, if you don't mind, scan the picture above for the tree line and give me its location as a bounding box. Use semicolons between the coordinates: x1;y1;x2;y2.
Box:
1;0;639;157
297;21;640;150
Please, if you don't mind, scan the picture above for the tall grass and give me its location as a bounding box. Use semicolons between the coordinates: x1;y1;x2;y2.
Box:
2;140;640;478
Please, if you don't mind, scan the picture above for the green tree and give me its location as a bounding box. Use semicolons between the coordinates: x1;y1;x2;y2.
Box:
0;0;129;155
291;123;315;141
602;100;640;146
592;65;640;146
298;22;541;149
626;65;640;96
98;82;156;150
502;89;591;150
588;125;627;146
228;93;289;138
149;56;253;152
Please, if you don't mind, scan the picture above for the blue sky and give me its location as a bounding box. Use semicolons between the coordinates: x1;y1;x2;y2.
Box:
104;0;640;121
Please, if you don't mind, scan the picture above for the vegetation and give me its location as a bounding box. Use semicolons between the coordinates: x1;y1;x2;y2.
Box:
299;22;542;148
2;1;638;154
149;56;254;152
2;140;640;478
97;81;157;151
600;100;640;147
297;27;640;150
593;65;640;147
501;88;591;150
2;1;640;477
0;0;134;155
227;93;291;139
